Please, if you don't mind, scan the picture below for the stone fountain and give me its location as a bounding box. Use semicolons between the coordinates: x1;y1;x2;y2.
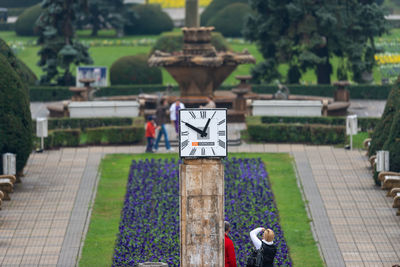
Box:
148;27;255;98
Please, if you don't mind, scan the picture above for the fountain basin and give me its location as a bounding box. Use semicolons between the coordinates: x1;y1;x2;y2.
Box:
69;101;139;118
252;100;323;117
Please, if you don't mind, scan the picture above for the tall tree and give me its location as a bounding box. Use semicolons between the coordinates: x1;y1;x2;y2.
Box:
244;0;388;84
36;0;93;85
76;0;126;37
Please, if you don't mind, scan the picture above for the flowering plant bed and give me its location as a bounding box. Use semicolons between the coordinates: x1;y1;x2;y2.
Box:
112;157;292;266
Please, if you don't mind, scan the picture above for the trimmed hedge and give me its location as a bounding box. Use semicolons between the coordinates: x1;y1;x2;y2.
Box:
247;123;345;144
151;31;230;54
45;129;81;148
200;0;248;26
0;23;14;31
86;126;144;145
33;117;134;132
28;84;393;102
207;3;252;37
257;116;379;132
124;4;173;35
42;126;144;149
110;54;162;85
383;106;400;172
15;4;42;36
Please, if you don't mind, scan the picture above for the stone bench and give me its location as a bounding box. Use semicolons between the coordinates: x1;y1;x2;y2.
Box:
381;175;400;195
0;175;16;201
378;171;400;183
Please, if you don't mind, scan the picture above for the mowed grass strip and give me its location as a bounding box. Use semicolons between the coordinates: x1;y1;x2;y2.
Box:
79;153;323;266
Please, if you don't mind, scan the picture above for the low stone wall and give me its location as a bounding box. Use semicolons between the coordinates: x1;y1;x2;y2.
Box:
252;100;322;117
68;101;139;118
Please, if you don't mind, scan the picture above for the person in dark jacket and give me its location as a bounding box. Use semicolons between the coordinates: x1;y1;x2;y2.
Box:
154;98;173;152
225;221;237;267
249;227;277;267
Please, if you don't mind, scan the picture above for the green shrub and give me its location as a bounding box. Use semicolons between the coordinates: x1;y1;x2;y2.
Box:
46;117;134;130
110;54;162;85
151;31;230;54
200;0;248;26
247;123;345;144
15;4;42;36
47;129;81;148
369;84;400;156
207;3;252;37
0;53;33;173
86;126;144;145
383;102;400;172
124;4;173;35
0;38;37;85
0;0;41;8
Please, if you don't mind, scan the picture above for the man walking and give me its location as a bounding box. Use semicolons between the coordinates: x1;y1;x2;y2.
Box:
225;221;237;267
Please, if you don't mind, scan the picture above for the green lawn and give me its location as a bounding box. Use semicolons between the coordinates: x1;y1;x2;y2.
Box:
79;153;323;267
2;27;398;85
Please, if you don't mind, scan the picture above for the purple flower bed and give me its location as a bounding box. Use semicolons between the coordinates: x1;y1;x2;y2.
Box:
112;158;292;266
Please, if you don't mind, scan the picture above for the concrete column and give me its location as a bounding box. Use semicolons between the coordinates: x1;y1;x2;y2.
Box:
179;158;224;267
185;0;199;27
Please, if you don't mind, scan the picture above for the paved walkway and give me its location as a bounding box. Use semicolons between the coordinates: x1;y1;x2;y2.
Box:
0;144;399;266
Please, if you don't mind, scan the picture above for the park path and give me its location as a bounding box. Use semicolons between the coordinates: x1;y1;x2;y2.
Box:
0;144;399;266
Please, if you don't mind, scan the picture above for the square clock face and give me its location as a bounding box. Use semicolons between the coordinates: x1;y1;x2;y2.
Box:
179;108;227;158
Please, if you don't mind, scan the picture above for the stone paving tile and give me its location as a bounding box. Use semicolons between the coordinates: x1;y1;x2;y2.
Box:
1;144;400;267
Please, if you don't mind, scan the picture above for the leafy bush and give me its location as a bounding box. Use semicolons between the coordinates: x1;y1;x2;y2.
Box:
207;3;252;37
0;38;37;85
247;123;345;144
110;54;162;85
86;126;144;145
369;85;400;156
15;4;42;36
0;53;33;174
0;23;14;31
124;4;173;35
200;0;248;26
151;31;230;54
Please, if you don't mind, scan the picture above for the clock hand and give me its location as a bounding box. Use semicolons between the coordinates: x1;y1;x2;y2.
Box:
200;118;211;137
182;121;204;135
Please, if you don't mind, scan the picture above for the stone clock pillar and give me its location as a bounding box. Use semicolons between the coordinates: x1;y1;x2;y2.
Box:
179;158;224;267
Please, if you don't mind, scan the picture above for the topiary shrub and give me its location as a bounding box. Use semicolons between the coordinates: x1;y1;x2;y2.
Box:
382;93;400;172
0;0;41;8
0;53;33;174
151;31;230;54
124;4;173;35
369;84;400;157
15;3;42;36
207;3;252;37
200;0;248;26
0;38;37;85
110;54;162;85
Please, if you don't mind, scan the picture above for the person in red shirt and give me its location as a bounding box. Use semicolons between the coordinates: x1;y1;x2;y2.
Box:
225;221;237;267
145;116;156;153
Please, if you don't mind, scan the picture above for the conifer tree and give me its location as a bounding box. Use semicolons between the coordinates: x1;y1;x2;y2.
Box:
244;0;387;84
76;0;126;37
36;0;93;85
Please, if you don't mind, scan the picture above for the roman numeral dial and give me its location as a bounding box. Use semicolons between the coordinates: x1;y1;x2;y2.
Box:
179;108;227;158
